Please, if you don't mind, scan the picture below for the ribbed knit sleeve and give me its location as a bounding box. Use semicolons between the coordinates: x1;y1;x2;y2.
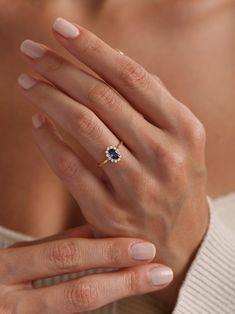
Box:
173;197;235;314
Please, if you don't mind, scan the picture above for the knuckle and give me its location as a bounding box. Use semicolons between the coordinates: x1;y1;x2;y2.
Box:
165;152;189;195
151;137;186;171
71;110;102;139
44;56;65;75
88;84;122;113
55;153;79;179
124;270;140;295
180;112;206;149
167;150;186;171
46;240;81;271
189;119;206;147
64;279;99;311
80;36;102;56
105;242;122;265
154;142;188;182
119;59;149;88
165;151;187;183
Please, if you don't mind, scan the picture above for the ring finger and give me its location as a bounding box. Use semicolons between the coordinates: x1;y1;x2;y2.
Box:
18;75;140;186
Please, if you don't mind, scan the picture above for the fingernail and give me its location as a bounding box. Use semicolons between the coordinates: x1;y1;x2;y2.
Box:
53;17;80;39
20;40;46;59
18;73;37;90
32;113;45;129
150;266;173;286
129;242;156;260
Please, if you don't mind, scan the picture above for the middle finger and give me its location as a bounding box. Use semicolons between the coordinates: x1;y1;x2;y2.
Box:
20;40;152;158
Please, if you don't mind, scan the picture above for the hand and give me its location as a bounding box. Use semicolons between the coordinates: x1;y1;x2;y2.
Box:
0;224;173;313
18;17;209;308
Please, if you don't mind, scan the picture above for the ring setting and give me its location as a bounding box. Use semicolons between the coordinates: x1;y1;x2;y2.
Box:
97;140;123;168
105;146;122;163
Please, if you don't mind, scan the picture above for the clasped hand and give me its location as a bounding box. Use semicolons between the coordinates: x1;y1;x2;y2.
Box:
3;17;209;313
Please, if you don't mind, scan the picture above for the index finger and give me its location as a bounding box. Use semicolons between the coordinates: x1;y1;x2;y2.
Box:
0;237;156;284
52;17;178;129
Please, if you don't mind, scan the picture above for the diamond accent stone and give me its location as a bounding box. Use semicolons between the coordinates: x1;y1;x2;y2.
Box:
106;146;121;163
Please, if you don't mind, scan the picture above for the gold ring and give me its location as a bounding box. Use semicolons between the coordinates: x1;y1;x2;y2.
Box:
97;140;123;168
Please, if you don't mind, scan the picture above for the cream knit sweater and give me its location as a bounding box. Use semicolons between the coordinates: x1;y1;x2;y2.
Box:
0;193;235;314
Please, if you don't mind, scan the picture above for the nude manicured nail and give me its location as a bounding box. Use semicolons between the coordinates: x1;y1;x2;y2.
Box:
32;113;45;129
53;17;80;38
129;242;156;260
20;40;46;59
18;73;37;90
150;266;173;286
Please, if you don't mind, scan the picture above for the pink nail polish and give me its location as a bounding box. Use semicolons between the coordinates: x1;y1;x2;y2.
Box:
53;17;80;39
32;113;45;129
150;266;173;286
20;40;46;59
18;73;37;90
129;242;156;260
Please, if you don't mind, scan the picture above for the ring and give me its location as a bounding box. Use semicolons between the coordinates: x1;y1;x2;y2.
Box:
97;140;123;168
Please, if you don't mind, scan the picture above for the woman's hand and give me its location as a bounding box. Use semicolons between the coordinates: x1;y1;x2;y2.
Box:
0;225;173;313
18;18;209;307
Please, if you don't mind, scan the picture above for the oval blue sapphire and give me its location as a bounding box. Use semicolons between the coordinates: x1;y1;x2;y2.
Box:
108;148;120;160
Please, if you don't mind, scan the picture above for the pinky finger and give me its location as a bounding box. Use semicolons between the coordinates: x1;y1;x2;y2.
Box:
19;263;173;314
31;113;116;233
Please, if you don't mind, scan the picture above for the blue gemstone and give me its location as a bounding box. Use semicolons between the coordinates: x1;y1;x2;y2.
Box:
108;148;120;160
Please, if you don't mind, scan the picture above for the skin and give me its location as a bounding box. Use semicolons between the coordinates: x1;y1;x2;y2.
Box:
0;0;234;312
16;19;208;309
0;225;172;313
1;0;235;236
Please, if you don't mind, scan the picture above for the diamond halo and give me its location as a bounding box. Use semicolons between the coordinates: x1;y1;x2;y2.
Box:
105;145;122;163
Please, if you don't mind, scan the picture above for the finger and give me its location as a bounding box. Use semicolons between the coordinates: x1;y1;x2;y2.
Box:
1;231;157;284
19;264;173;314
17;74;140;190
52;17;180;129
19;40;150;157
10;224;93;248
28;113;120;233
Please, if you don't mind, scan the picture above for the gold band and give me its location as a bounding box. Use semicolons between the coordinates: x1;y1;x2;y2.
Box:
97;140;123;168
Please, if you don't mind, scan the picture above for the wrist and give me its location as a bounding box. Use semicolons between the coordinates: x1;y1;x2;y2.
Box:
151;197;210;310
167;196;209;272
